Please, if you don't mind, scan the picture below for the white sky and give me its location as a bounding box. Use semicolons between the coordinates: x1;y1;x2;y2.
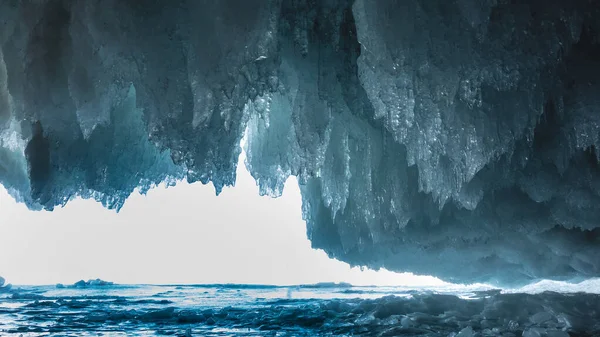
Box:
0;151;446;287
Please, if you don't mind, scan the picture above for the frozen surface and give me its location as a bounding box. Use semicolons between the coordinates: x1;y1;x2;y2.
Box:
0;277;11;293
1;283;599;336
59;278;115;289
1;0;600;284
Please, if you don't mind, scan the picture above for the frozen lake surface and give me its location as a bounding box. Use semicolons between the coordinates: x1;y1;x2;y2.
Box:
0;282;598;336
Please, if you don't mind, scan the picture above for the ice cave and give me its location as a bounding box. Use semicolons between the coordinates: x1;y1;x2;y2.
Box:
1;0;600;288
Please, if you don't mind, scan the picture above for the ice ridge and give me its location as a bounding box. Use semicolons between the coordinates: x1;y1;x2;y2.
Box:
1;0;599;285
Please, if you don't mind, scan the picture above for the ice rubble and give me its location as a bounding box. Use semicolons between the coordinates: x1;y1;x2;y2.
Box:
4;286;600;336
1;0;600;284
0;276;12;292
55;279;115;289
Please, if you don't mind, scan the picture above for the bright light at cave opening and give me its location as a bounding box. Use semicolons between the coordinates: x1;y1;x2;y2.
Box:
0;143;445;287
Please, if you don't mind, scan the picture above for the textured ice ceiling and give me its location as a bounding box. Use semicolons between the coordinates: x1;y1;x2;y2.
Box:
1;0;600;285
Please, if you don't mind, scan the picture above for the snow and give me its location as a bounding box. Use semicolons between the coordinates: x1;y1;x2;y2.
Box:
0;0;599;285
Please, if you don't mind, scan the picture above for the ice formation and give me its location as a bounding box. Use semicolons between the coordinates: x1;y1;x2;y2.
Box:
0;276;11;292
2;284;600;336
1;0;599;285
61;279;115;288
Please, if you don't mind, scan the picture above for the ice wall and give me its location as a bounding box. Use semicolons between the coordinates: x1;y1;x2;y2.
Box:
1;0;599;285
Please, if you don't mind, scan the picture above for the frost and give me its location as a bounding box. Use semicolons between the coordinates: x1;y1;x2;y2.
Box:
1;0;600;285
